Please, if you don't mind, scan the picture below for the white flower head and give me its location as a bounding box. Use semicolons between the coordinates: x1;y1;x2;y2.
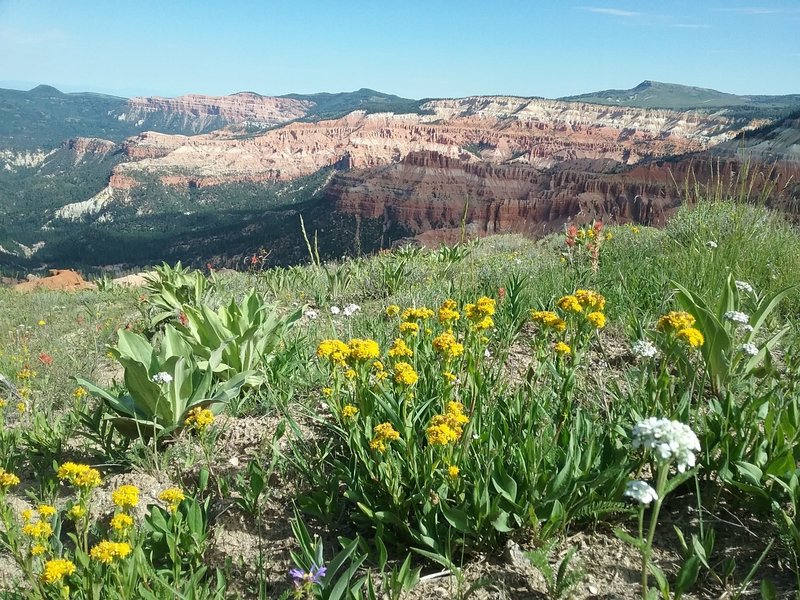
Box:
738;324;754;334
739;343;759;357
343;303;361;317
705;241;718;249
624;480;658;505
631;339;658;359
303;309;319;320
151;372;173;385
724;311;749;325
631;417;700;472
735;280;754;294
329;306;341;315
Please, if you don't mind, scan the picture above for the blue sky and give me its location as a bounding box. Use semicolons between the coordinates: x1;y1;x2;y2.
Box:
1;0;798;99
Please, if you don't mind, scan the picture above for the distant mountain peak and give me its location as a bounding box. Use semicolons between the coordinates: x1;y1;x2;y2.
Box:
29;84;63;96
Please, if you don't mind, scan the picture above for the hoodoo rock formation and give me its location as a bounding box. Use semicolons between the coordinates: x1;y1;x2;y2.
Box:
107;97;759;192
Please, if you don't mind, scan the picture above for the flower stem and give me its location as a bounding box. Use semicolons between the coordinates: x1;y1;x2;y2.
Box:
641;462;670;599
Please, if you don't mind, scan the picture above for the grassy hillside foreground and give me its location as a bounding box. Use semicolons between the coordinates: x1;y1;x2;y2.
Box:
0;199;799;599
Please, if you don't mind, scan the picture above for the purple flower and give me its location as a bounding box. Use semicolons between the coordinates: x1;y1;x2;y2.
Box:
290;564;327;587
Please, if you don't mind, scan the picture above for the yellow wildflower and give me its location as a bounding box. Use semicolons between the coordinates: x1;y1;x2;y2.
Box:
399;321;420;336
341;405;359;420
31;544;46;556
677;327;704;348
90;540;132;564
442;371;457;383
23;520;53;539
657;311;696;331
587;311;606;329
557;295;583;313
73;387;88;400
17;366;36;380
184;407;215;432
575;290;606;311
37;320;46;327
370;422;400;452
426;423;459;446
0;398;6;408
158;488;185;512
0;468;21;489
22;509;33;523
41;559;75;585
530;310;567;332
438;299;461;324
57;462;102;489
473;316;494;331
554;341;572;356
67;505;86;520
111;485;140;510
38;505;56;519
110;513;134;532
401;307;434;322
448;465;460;480
432;332;464;359
344;369;357;380
347;338;380;361
393;362;418;386
16;402;26;414
385;305;400;317
388;338;413;358
316;339;350;366
322;387;333;397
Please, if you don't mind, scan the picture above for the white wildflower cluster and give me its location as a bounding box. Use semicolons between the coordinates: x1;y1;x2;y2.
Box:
151;372;173;384
631;340;658;359
735;280;754;294
739;343;759;357
631;418;700;473
303;309;319;320
329;304;361;317
738;324;754;334
624;480;658;505
343;303;361;317
723;311;749;325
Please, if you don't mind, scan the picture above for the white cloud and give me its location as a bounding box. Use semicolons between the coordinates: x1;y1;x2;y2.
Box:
580;7;642;18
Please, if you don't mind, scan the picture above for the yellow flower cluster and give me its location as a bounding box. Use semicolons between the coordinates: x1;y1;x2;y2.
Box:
438;299;460;324
341;405;359;419
158;488;185;512
393;362;418;386
388;338;413;358
38;504;56;518
111;485;140;510
90;540;132;564
426;402;469;446
554;341;572;356
402;307;434;322
316;339;351;366
372;360;388;381
184;406;215;431
464;297;496;330
67;505;86;520
347;338;380;361
110;513;134;532
677;327;705;348
586;311;606;329
399;321;420;335
657;311;696;331
530;310;567;332
57;462;102;489
73;386;88;400
448;465;460;480
385;305;400;317
0;468;20;489
575;289;606;311
17;366;36;380
23;520;53;539
370;422;400;452
41;558;75;584
432;332;464;359
557;295;583;313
